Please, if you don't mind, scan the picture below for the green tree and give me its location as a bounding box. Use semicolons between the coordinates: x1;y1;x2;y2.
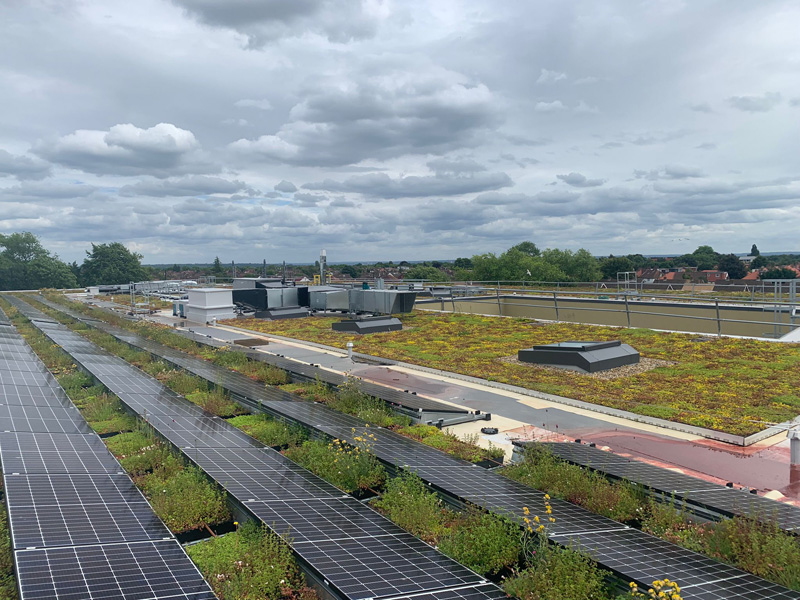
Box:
453;257;473;269
405;265;449;282
600;256;635;280
472;249;566;282
690;245;719;270
762;268;797;280
751;255;769;269
212;256;224;276
750;244;760;257
509;241;540;257
80;242;147;285
539;248;602;281
717;254;747;279
0;232;78;291
339;265;360;278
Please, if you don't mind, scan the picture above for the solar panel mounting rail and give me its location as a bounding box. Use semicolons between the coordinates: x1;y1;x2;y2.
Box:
14;296;507;600
32;295;800;600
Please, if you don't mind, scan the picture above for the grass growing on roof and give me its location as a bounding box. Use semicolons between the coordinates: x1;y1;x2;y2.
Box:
229;312;800;436
284;430;385;494
226;414;306;448
186;521;316;600
398;425;505;464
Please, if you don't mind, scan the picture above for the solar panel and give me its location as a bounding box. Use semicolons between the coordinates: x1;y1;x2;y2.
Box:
0;431;111;455
686;489;800;531
117;391;209;418
543;442;726;493
552;527;794;597
543;443;800;531
36;298;798;599
680;573;800;600
0;447;123;474
0;369;56;388
0;384;73;407
206;461;344;502
143;414;263;449
9;500;172;550
292;535;484;600
246;497;407;544
4;473;147;508
386;583;509;600
15;540;216;600
410;465;534;498
0;356;52;373
187;446;292;472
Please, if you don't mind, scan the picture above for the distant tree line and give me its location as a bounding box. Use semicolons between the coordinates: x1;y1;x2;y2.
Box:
2;232;798;291
0;232;151;291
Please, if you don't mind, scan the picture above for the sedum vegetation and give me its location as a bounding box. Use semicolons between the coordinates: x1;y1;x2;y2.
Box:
284;430;386;494
186;522;316;600
232;311;800;436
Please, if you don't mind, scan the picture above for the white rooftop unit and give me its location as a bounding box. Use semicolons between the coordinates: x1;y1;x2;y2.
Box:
185;288;236;324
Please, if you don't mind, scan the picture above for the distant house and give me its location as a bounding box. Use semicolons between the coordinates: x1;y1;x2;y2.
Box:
701;270;729;282
741;271;759;281
740;255;758;265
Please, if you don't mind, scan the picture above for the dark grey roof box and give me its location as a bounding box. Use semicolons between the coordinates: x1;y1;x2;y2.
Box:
518;340;639;373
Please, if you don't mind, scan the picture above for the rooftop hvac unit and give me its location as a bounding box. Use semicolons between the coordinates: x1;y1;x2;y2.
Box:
310;289;350;311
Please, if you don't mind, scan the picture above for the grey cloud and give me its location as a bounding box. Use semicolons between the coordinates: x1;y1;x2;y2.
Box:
573;76;600;85
426;158;486;174
790;98;800;107
274;180;298;193
119;175;252;197
727;92;782;112
269;207;315;228
171;0;382;46
503;135;551;147
473;190;585;217
557;172;605;187
329;197;356;208
230;67;500;167
0;181;98;201
600;141;624;149
628;130;691;146
415;200;496;233
695;142;717;150
534;100;566;112
663;165;704;179
633;165;704;180
234;98;273;110
302;170;512;198
0;150;52;180
536;69;567;84
293;192;326;207
688;102;713;113
34;123;217;177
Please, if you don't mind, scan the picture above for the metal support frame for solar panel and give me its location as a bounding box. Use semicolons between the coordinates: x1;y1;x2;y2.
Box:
0;302;216;600
18;297;509;600
32;296;800;599
541;441;800;533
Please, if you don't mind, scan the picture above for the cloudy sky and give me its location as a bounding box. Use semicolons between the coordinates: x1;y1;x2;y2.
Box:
2;0;800;264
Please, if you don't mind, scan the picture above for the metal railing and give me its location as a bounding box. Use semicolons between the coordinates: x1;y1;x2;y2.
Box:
414;282;800;339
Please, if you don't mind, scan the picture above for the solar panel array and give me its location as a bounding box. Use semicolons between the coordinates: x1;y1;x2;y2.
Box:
541;442;800;532
0;300;216;600
37;296;475;416
17;297;505;600
33;297;800;599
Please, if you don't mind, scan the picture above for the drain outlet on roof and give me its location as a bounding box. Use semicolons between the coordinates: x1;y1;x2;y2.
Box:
517;340;639;373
